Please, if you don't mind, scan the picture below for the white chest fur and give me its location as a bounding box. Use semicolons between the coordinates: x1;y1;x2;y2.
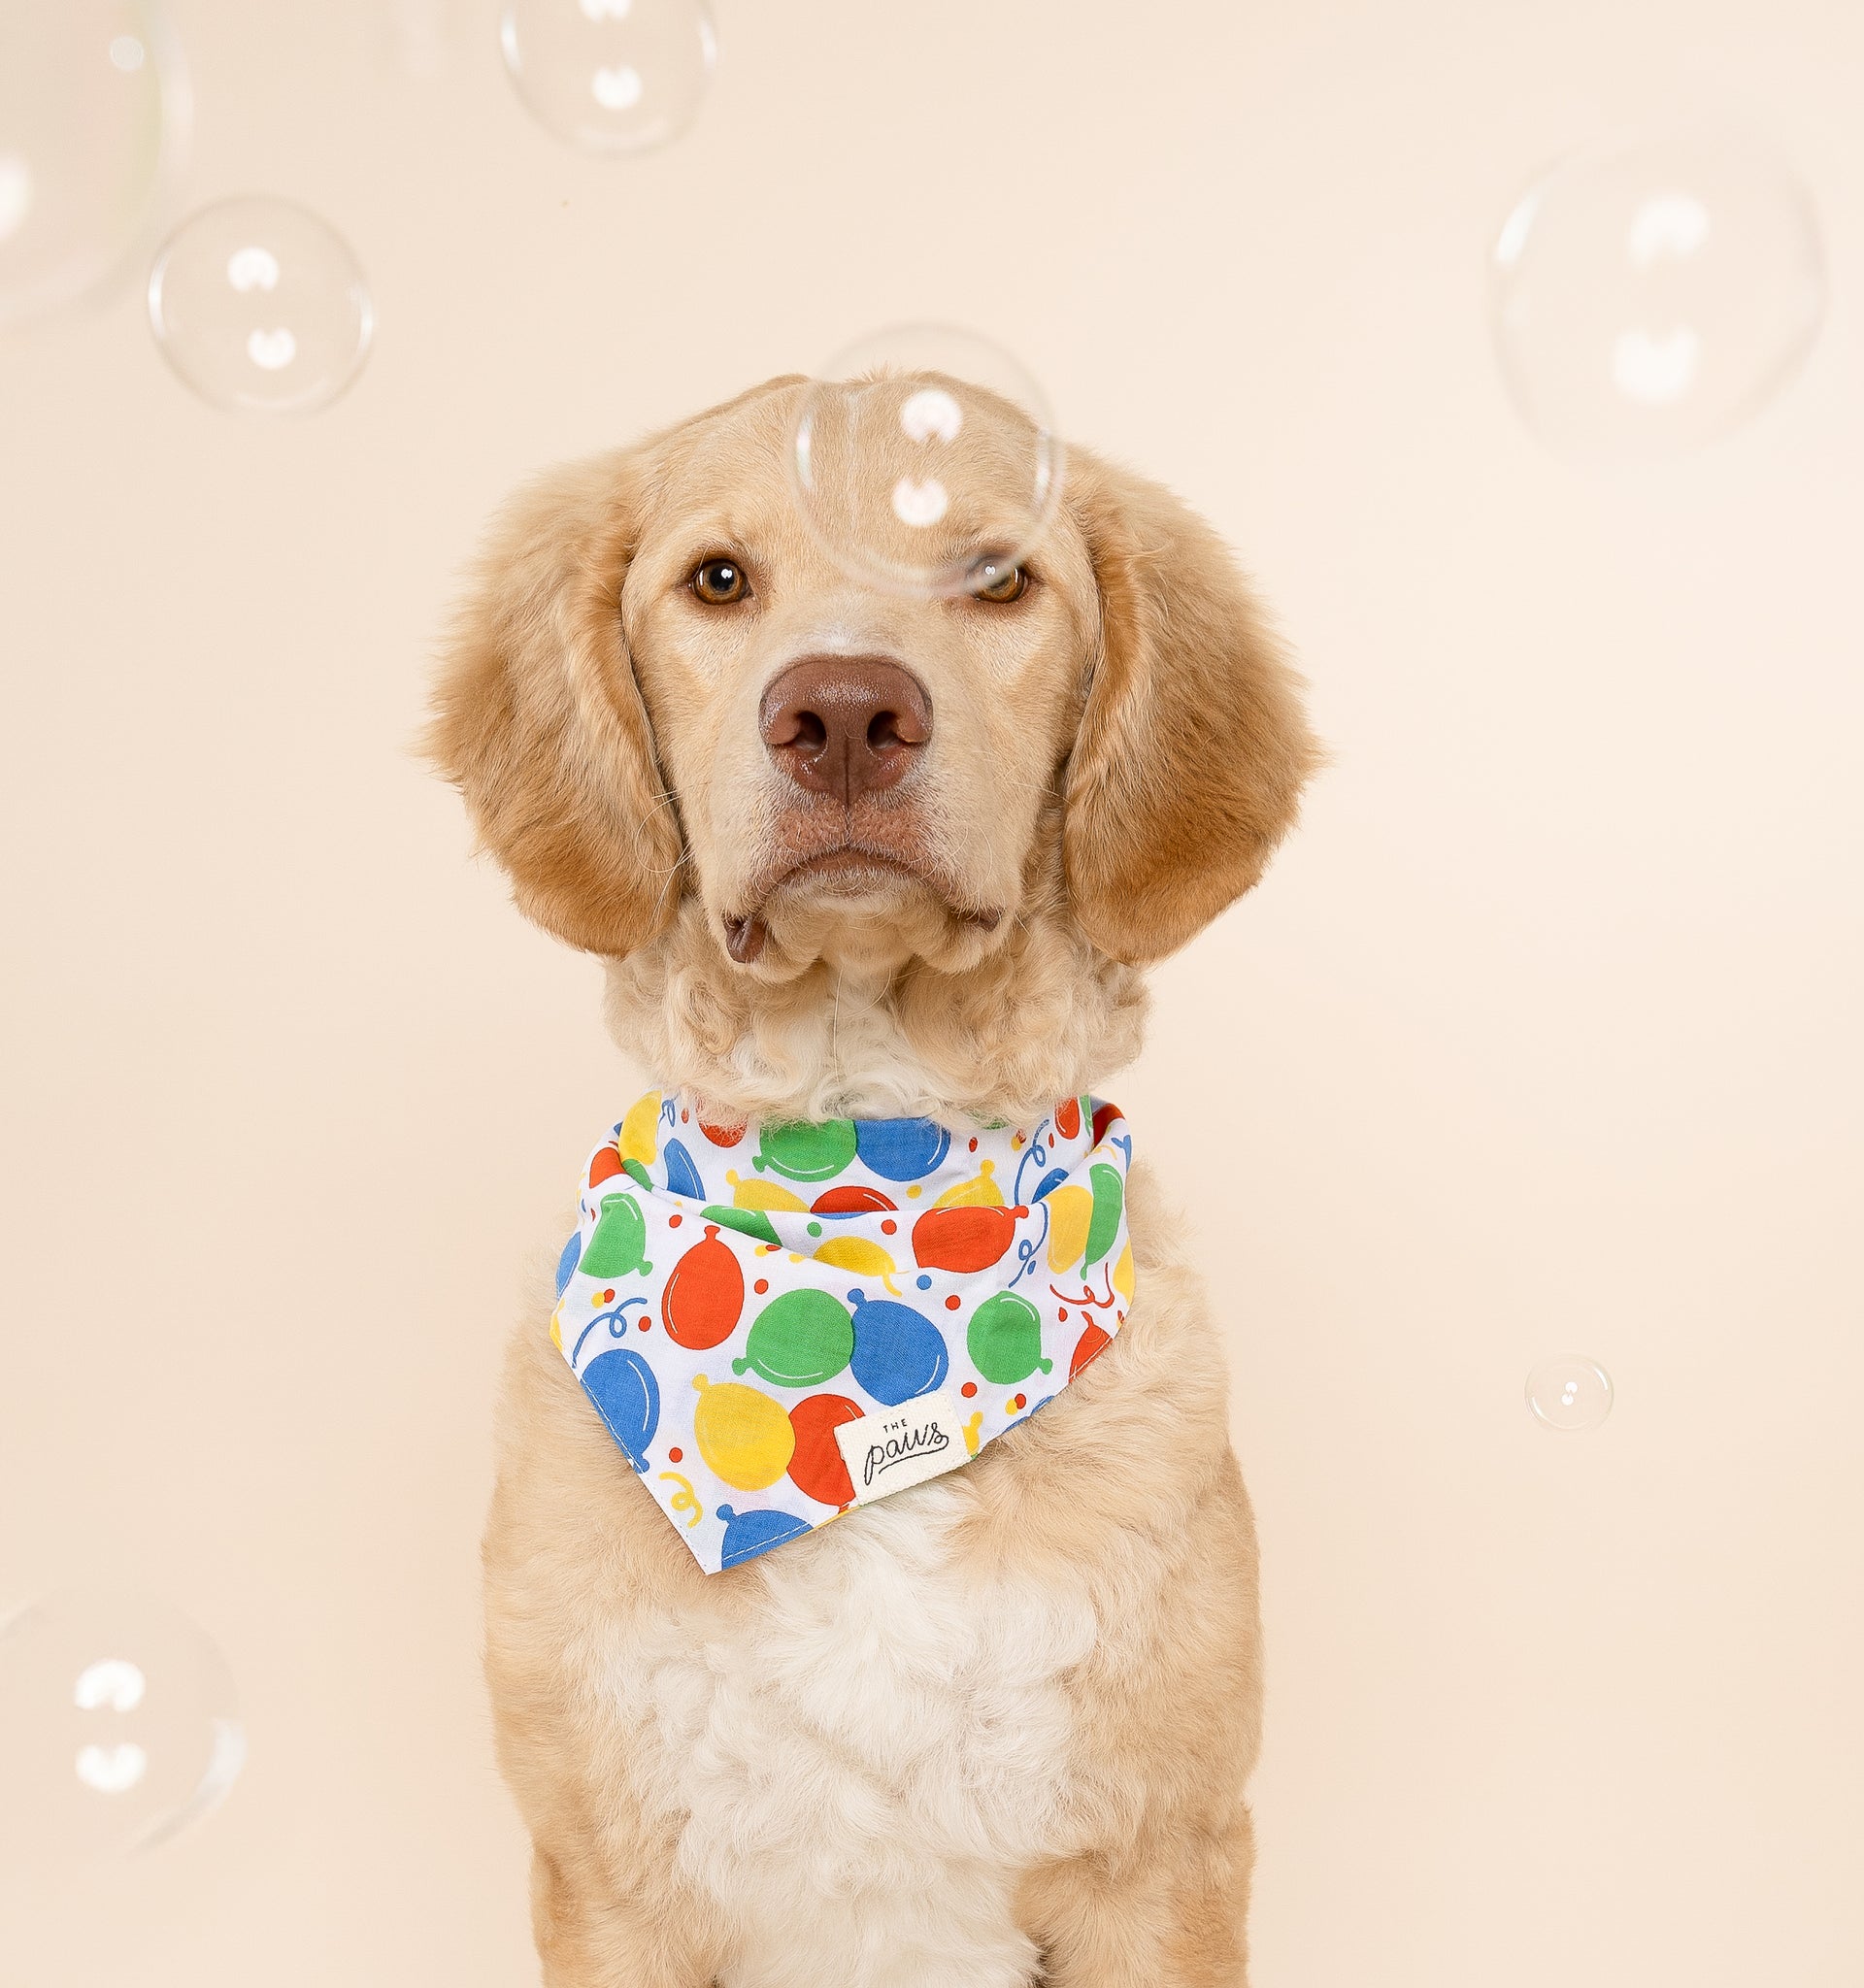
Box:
595;1479;1098;1988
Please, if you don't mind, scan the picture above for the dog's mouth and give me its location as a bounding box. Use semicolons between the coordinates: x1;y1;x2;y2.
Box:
723;844;1004;964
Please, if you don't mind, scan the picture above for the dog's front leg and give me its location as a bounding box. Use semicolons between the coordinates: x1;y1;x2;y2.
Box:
527;1842;723;1988
1018;1816;1254;1988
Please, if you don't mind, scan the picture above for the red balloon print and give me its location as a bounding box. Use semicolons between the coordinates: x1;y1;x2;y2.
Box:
812;1183;898;1214
587;1145;624;1187
912;1204;1018;1273
698;1117;746;1147
1091;1101;1121;1146
660;1224;745;1351
787;1393;863;1507
1069;1322;1113;1379
1053;1098;1082;1140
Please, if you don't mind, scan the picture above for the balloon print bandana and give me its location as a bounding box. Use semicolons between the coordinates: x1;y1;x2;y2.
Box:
549;1091;1135;1574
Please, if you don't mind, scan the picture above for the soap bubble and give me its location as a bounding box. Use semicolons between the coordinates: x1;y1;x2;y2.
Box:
1492;130;1825;457
148;197;373;414
1525;1356;1614;1433
787;324;1064;598
499;0;716;154
0;1;188;333
0;1590;245;1865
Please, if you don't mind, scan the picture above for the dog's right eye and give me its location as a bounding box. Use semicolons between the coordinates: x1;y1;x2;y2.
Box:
689;557;749;606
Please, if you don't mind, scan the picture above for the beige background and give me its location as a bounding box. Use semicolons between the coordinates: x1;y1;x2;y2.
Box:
3;0;1861;1981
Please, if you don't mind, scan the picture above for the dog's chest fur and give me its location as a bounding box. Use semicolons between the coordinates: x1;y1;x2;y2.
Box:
598;1482;1097;1988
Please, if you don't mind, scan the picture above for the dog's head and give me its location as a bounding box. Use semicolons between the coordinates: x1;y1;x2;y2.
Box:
431;376;1315;1095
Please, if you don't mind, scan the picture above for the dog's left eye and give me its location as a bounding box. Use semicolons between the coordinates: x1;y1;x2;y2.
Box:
970;558;1027;603
690;557;749;605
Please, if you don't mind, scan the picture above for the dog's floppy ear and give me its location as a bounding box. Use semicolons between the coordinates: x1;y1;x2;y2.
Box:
1060;448;1319;965
427;450;682;957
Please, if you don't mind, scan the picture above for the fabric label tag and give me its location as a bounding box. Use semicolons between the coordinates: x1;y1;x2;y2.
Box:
833;1391;974;1507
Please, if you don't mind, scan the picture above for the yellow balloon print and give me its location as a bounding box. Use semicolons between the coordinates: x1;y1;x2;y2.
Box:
813;1235;902;1292
619;1090;661;1167
725;1169;809;1212
1045;1184;1093;1272
962;1411;982;1457
691;1374;796;1490
549;1305;564;1352
1113;1239;1135;1301
657;1471;704;1528
933;1157;1003;1209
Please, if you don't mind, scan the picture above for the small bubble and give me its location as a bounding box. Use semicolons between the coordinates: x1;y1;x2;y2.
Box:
499;0;715;154
148;197;372;414
1492;128;1824;457
787;324;1061;599
1526;1356;1614;1433
0;1591;244;1866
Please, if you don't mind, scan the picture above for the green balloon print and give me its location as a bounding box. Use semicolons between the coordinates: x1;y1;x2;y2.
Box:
732;1289;854;1388
753;1118;857;1183
1082;1162;1123;1269
968;1290;1053;1386
581;1191;652;1278
622;1157;654;1191
704;1203;780;1248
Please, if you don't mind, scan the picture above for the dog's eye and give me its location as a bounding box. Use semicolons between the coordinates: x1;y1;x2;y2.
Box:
970;558;1027;604
690;557;749;605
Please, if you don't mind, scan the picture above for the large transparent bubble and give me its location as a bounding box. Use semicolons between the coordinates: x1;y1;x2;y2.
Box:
0;1591;245;1865
148;197;374;414
0;1;188;334
787;325;1064;599
500;0;716;155
1492;130;1825;458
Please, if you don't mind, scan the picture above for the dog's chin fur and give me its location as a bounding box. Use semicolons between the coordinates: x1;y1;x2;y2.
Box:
605;864;1148;1125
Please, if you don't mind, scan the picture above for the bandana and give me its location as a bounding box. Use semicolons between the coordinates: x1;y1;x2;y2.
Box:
549;1091;1135;1574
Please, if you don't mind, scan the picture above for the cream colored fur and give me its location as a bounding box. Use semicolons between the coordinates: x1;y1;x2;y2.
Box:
432;376;1317;1986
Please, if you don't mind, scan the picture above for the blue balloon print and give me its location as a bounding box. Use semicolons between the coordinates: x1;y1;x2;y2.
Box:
581;1347;660;1472
663;1137;706;1202
716;1505;814;1569
554;1231;582;1296
1031;1168;1068;1203
854;1117;952;1182
848;1294;949;1405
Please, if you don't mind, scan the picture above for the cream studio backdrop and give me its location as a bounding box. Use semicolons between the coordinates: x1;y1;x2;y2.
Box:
2;0;1861;1984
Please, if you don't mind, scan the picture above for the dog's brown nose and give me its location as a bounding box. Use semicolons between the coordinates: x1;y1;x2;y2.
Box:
759;656;932;804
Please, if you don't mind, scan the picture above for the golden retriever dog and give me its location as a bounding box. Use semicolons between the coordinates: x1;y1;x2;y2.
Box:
430;373;1315;1988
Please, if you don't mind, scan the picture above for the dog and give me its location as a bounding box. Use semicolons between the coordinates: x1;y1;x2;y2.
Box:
430;372;1316;1988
